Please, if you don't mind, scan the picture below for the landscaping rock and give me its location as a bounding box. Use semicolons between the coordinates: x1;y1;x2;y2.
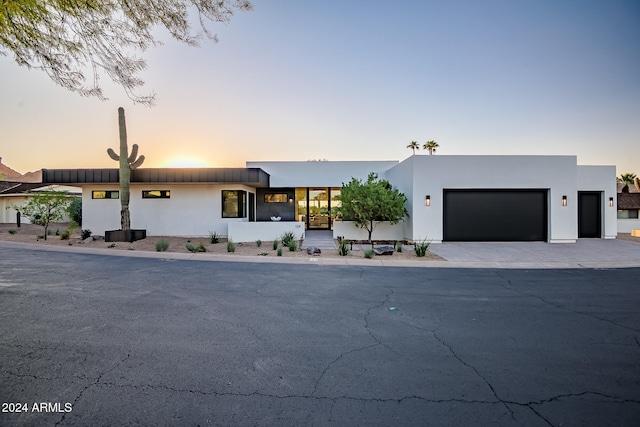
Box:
83;236;94;244
373;245;395;255
307;246;321;255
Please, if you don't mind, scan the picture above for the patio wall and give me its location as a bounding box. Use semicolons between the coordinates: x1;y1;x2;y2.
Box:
228;221;305;242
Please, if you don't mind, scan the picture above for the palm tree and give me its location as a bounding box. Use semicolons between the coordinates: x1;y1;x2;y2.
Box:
423;140;439;155
617;173;637;192
407;141;420;155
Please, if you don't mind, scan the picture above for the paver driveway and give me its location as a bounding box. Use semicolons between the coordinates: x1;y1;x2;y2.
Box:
1;247;639;426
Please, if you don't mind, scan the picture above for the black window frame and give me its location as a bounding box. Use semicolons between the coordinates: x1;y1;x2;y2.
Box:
142;190;171;199
92;190;119;199
222;190;247;218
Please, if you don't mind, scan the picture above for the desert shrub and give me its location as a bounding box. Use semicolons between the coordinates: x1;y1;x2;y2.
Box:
272;239;278;250
337;238;350;256
287;240;298;251
364;249;375;259
227;240;236;253
186;242;206;253
208;231;220;244
256;239;262;247
396;241;403;253
277;247;283;256
8;229;16;235
60;230;70;240
47;229;53;236
156;238;169;252
280;231;295;247
81;229;92;240
414;240;431;257
67;197;82;225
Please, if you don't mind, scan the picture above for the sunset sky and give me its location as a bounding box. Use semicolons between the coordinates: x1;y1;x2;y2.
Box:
1;0;638;175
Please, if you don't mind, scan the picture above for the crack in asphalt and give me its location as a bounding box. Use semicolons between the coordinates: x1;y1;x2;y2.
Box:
495;273;640;334
54;351;131;427
311;286;395;396
430;330;516;419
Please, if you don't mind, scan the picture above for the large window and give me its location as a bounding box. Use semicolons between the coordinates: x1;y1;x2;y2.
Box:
264;193;288;203
143;190;171;199
222;190;247;218
618;209;639;219
92;190;119;199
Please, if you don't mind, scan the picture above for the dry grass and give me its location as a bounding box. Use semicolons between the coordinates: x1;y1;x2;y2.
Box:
0;223;445;261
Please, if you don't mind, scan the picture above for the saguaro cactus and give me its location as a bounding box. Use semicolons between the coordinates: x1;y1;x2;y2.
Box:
107;107;145;231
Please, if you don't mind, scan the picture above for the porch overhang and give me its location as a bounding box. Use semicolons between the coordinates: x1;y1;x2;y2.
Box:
42;168;270;188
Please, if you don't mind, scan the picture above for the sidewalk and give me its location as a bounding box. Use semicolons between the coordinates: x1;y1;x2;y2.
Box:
2;239;640;269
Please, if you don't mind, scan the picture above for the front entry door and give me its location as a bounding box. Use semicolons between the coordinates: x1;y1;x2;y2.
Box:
308;188;329;229
578;192;601;238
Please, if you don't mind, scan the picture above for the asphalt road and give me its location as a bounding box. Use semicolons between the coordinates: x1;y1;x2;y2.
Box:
1;247;639;426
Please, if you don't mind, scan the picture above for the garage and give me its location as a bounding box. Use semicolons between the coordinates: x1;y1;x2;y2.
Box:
443;189;548;241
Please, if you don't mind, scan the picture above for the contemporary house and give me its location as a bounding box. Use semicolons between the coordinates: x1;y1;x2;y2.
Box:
42;155;617;243
617;183;640;234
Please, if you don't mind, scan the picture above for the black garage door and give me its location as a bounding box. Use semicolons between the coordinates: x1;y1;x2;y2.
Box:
444;189;548;241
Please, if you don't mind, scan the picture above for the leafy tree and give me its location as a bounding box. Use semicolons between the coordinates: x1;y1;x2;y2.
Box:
617;173;637;193
67;197;82;225
423;140;439;155
12;190;70;240
407;141;420;155
0;0;252;105
335;173;408;247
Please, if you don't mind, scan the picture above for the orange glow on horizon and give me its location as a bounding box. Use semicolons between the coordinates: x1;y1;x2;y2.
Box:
162;157;209;168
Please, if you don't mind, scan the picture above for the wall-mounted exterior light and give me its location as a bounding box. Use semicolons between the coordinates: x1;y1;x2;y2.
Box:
609;197;614;207
289;198;294;204
562;195;567;207
425;195;431;207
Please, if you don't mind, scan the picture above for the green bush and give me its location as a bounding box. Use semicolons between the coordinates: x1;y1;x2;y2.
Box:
8;229;16;235
281;231;295;247
277;247;283;256
364;249;375;259
396;241;403;252
227;240;236;253
208;231;220;244
186;242;207;253
156;238;169;252
272;239;279;250
337;238;350;256
81;229;92;240
256;239;262;247
60;230;71;240
287;240;298;251
414;240;431;257
67;197;82;225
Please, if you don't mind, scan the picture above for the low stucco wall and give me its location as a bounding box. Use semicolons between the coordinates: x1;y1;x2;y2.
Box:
228;222;305;242
618;219;640;234
333;221;404;241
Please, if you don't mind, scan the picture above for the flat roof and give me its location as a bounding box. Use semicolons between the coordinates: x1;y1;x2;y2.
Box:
42;168;270;187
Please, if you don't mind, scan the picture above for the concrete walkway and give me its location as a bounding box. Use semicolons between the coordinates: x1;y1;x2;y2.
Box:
2;238;640;269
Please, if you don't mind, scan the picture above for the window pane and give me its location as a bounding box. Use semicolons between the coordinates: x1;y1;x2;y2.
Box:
222;190;239;218
264;193;288;203
143;190;170;199
93;191;106;199
631;209;639;219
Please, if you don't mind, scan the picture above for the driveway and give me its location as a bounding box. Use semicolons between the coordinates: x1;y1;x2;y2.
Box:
1;246;639;426
429;239;640;265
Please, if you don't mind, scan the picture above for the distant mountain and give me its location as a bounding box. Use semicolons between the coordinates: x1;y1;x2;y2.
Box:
0;157;42;183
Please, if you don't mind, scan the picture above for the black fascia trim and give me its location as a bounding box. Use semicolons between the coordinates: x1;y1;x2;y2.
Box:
42;168;270;187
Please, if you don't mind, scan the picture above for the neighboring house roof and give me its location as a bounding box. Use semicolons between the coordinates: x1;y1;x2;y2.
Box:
42;168;271;187
618;193;640;210
0;182;46;195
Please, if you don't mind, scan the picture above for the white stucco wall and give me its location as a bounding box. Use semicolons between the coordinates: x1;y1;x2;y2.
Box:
618;219;640;234
577;165;617;239
83;184;255;237
333;221;405;241
246;161;398;188
228;222;305;242
388;155;581;243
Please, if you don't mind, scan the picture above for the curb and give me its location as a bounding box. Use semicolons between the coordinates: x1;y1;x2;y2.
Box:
2;240;640;269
